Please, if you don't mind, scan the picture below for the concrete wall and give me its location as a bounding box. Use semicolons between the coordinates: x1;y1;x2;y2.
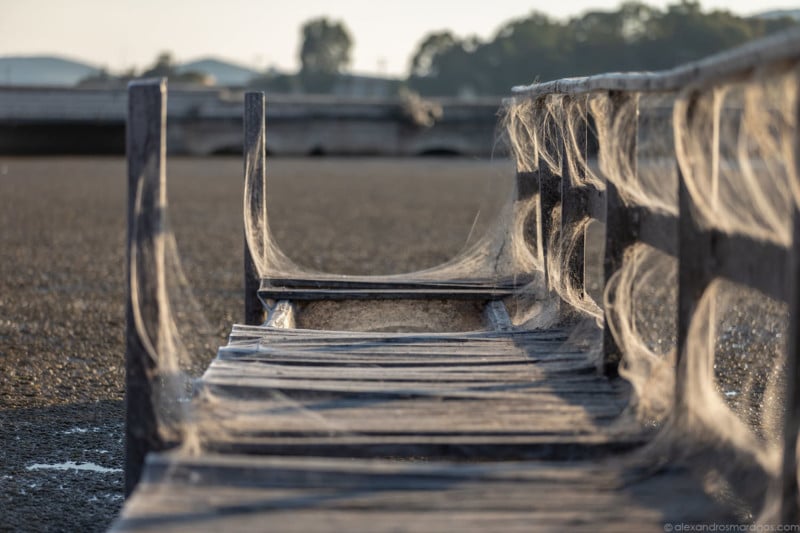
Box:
0;87;505;157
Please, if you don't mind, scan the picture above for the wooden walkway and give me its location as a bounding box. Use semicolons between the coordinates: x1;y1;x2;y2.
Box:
113;322;733;531
111;78;767;531
113;27;800;520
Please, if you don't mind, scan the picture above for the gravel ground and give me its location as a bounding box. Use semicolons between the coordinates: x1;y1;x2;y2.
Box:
0;156;511;532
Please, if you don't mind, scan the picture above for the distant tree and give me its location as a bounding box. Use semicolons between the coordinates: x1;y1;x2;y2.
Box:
482;13;568;91
76;67;117;88
409;31;459;77
139;51;211;85
408;32;489;96
298;17;353;93
141;51;175;78
248;70;302;93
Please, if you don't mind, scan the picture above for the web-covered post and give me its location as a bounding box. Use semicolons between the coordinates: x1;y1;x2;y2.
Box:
243;92;267;325
125;78;169;496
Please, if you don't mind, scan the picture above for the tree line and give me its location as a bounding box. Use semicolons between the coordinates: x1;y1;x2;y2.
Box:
81;1;798;97
405;1;798;96
270;0;797;97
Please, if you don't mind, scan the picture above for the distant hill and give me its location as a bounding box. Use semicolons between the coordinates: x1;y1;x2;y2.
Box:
754;9;800;21
176;57;260;87
0;56;100;86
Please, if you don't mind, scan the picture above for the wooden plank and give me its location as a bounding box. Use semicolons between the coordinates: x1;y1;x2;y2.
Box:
112;453;733;532
634;208;678;257
200;435;643;462
258;287;519;301
257;275;532;301
710;230;789;303
206;357;610;382
125;78;169;496
226;323;570;340
260;275;532;291
243;92;267;325
515;171;539;201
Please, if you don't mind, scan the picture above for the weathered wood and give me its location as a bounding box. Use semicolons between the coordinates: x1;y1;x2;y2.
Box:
243;92;267;325
634;208;678;257
114;305;736;532
125;78;169;497
780;204;800;520
561;171;586;301
538;166;561;290
516;171;541;262
674;94;715;410
584;184;606;223
601;92;639;376
560;97;594;303
113;452;733;533
261;275;533;291
515;170;539;201
258;275;532;301
710;230;789;303
674;94;794;410
258;287;516;301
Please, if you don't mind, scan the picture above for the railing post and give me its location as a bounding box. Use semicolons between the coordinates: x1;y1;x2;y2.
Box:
601;91;639;376
560;97;588;303
244;92;267;325
539;165;561;291
125;78;168;496
675;93;715;413
516;170;540;260
779;98;800;522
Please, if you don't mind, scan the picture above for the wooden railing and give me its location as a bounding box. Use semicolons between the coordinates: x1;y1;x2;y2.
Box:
124;30;800;521
508;28;800;523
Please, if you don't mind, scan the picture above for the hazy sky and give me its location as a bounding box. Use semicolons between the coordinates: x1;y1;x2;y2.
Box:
1;0;797;76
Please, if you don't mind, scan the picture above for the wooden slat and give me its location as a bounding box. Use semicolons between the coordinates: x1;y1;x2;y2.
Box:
258;287;519;301
112;453;733;532
634;208;678;257
258;276;533;301
585;183;606;223
600;91;638;375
